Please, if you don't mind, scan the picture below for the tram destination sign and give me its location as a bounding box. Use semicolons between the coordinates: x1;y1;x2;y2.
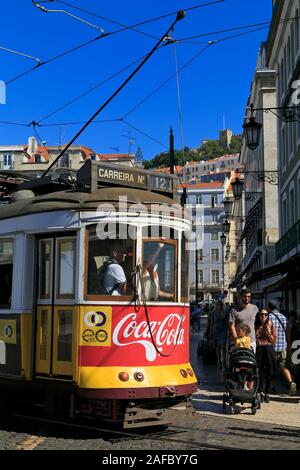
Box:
77;160;177;196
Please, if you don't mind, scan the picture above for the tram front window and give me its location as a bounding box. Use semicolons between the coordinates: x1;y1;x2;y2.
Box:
142;241;176;302
0;239;13;308
86;224;134;297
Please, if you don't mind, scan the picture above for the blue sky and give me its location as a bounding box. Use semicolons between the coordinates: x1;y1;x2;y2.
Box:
0;0;272;160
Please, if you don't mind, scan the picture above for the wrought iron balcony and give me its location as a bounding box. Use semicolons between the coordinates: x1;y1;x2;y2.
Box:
275;219;300;260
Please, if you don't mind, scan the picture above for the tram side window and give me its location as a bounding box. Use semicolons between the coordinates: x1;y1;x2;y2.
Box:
86;224;135;297
0;239;13;308
142;241;176;302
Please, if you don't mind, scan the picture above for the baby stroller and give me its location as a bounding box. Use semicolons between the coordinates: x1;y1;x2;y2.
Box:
222;347;261;415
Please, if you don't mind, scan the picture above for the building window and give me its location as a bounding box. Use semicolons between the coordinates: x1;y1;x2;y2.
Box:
212;270;219;285
211;195;217;208
196;195;202;205
197;249;203;262
289;187;296;227
3;155;12;168
211;249;219;261
282;198;287;235
60;153;70;168
211;231;218;241
198;270;203;284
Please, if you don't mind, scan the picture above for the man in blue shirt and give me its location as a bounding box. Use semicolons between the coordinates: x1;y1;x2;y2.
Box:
268;300;297;396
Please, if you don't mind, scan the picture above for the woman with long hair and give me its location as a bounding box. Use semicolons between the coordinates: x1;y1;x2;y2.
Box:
255;308;277;403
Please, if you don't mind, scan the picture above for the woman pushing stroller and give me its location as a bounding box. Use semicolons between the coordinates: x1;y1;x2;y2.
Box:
255;308;277;403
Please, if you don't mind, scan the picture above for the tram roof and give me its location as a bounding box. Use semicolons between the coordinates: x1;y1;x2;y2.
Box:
0;187;184;221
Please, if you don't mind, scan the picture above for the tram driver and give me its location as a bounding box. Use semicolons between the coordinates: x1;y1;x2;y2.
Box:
101;243;127;296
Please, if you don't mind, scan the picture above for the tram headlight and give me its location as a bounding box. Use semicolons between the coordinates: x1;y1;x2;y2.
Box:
118;372;130;382
187;368;194;377
134;372;144;382
180;369;188;378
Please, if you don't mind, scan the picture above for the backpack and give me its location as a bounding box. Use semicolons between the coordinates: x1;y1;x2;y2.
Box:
97;260;119;295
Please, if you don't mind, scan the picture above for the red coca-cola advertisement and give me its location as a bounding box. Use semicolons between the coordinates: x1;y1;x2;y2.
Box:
79;305;189;367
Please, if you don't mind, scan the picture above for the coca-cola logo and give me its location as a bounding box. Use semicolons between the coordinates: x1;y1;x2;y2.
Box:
112;312;186;362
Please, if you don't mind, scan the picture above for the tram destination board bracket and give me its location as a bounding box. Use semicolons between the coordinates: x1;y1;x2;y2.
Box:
77;160;178;198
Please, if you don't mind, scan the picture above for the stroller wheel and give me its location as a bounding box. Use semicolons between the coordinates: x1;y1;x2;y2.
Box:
257;395;261;410
251;405;257;415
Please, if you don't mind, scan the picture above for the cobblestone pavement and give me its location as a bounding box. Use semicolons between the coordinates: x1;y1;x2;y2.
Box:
0;404;300;450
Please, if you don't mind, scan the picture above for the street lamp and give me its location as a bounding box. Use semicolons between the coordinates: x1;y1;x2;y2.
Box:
231;177;244;201
243;115;262;151
223;197;234;217
243;103;300;150
222;220;231;234
220;233;227;290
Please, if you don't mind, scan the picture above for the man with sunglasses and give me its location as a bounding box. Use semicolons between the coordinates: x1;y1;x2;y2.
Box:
267;300;297;396
229;288;259;352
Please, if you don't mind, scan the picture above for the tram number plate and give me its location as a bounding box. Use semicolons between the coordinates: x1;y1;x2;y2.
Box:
150;175;173;193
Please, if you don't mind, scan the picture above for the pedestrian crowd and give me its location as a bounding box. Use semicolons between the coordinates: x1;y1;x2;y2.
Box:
191;289;300;401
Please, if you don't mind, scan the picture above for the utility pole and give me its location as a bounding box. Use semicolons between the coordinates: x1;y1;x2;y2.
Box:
170;127;175;175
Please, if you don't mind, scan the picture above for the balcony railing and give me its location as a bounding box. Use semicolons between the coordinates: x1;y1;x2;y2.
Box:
275;219;300;260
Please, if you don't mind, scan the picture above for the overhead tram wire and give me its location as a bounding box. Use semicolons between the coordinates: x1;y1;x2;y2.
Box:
36;117;168;149
5;7;296;87
0;120;30;127
122;43;212;120
55;0;159;41
4;21;276;133
120;119;168;149
177;14;300;42
0;46;40;63
33;3;105;34
121;23;280;120
5;0;225;86
172;35;186;166
55;0;227;35
5;34;104;86
41;11;187;178
36;46;167;124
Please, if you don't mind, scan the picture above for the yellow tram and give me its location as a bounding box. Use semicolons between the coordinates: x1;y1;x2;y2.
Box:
0;160;197;427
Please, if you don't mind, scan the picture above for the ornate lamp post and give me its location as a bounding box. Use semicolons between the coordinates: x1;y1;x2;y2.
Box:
220;233;227;290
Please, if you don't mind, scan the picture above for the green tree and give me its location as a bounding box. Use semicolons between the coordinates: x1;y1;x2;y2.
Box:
197;140;225;159
144;147;199;169
229;134;242;154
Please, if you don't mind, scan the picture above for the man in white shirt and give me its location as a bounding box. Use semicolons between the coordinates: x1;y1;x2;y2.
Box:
103;244;127;296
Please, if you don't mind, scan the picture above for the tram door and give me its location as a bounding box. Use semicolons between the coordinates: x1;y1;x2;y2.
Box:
35;236;76;378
